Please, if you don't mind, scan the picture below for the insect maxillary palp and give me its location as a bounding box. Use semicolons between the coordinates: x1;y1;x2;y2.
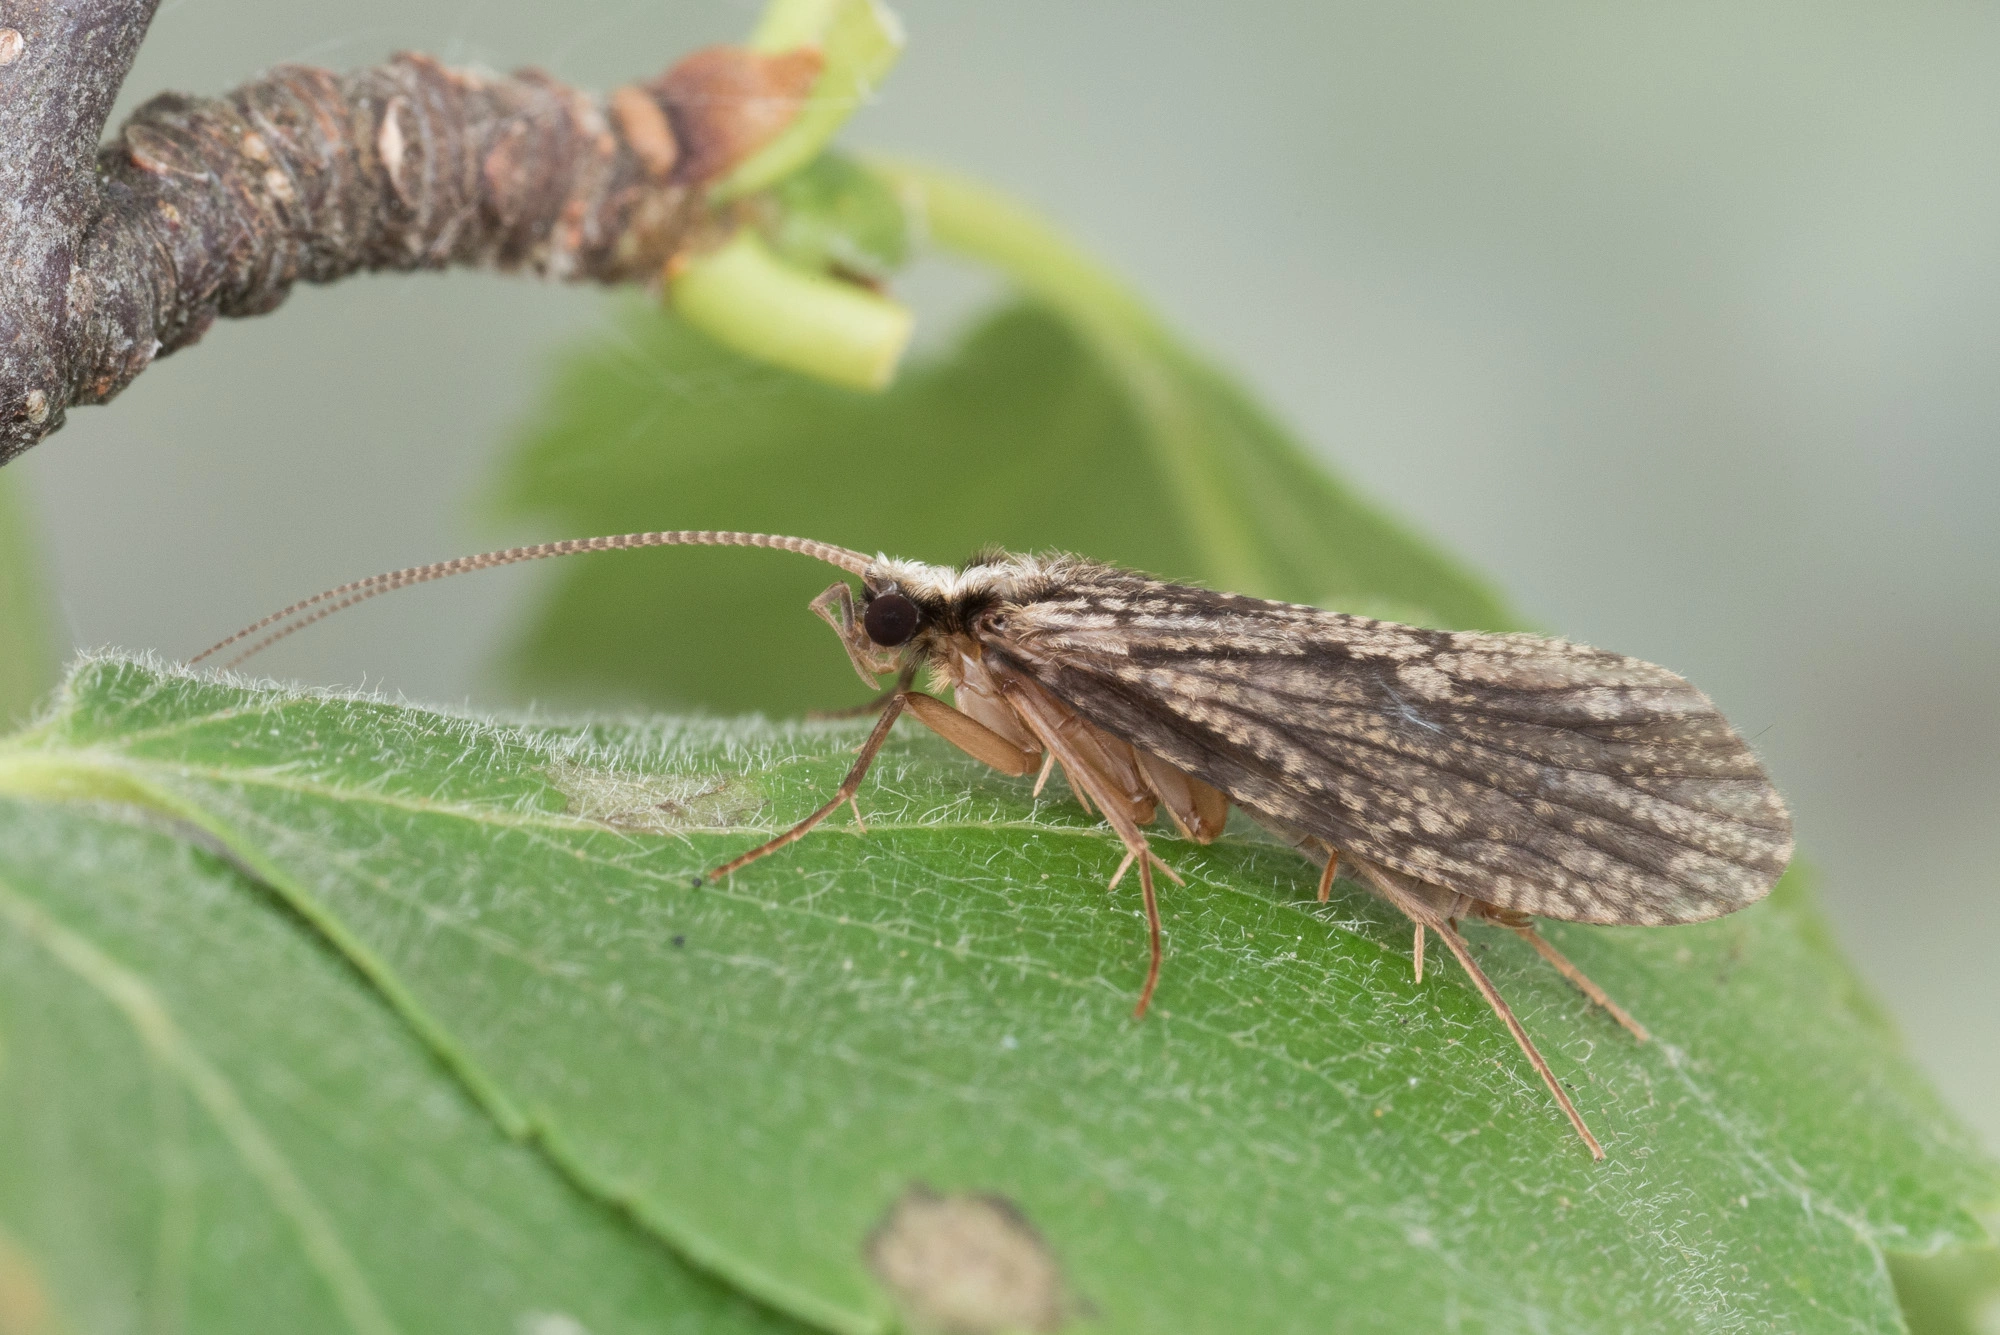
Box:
810;580;909;691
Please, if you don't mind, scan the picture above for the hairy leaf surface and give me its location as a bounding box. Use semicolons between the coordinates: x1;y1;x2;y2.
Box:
0;794;805;1335
492;297;1509;716
1;657;1991;1334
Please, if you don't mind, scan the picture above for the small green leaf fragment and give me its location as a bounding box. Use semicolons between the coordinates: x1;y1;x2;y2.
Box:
671;229;912;390
767;152;915;281
748;0;847;51
716;0;905;199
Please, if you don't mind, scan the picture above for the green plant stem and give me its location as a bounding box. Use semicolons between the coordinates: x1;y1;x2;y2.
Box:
671;229;913;390
876;162;1281;593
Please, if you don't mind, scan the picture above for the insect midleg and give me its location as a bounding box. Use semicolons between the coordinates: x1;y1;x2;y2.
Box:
1504;924;1651;1043
1031;751;1057;797
701;683;910;883
1106;847;1177;891
1350;856;1606;1161
992;667;1182;1017
1132;749;1230;844
1315;843;1340;903
962;661;1104;820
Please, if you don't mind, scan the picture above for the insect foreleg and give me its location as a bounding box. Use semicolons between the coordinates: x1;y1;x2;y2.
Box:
992;667;1183;1017
808;686;904;721
701;687;909;884
810;581;897;689
1350;856;1606;1161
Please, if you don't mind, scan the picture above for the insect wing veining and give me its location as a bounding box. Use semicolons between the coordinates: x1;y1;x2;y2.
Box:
876;552;1794;928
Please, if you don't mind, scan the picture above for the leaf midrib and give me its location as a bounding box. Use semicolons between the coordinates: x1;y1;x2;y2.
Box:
1;719;1913;1305
0;872;400;1335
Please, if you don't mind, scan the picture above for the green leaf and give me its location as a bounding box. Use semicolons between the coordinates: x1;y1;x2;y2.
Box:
492;289;1508;714
0;469;54;726
4;656;1991;1333
1892;1242;2000;1335
882;161;1508;615
766;153;916;282
0;794;806;1335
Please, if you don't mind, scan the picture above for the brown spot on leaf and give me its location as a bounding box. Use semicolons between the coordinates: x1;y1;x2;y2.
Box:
655;45;823;185
867;1184;1078;1334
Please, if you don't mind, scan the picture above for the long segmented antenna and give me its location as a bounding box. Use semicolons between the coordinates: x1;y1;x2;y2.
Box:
191;530;874;669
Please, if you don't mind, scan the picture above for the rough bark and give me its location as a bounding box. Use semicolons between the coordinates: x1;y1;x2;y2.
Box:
0;0;805;463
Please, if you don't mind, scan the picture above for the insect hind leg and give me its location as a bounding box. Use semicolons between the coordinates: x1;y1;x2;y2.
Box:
1350;856;1606;1161
1497;918;1651;1043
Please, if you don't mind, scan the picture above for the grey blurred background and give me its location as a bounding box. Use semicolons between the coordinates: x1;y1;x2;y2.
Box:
14;1;1997;1149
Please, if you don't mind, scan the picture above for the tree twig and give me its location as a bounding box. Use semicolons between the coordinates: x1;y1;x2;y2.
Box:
0;0;811;462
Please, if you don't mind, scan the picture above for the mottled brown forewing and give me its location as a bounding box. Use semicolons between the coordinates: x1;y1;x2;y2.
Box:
975;564;1792;925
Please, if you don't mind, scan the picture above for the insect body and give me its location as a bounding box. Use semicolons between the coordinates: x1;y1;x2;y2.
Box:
196;530;1794;1160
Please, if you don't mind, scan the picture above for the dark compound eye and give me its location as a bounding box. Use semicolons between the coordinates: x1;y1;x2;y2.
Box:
863;591;921;647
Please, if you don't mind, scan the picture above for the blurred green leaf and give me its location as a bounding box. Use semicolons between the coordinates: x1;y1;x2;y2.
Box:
0;794;805;1335
1893;1241;2000;1335
2;657;1992;1334
765;153;915;281
495;164;1503;716
0;469;54;726
491;282;1508;715
881;162;1507;616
